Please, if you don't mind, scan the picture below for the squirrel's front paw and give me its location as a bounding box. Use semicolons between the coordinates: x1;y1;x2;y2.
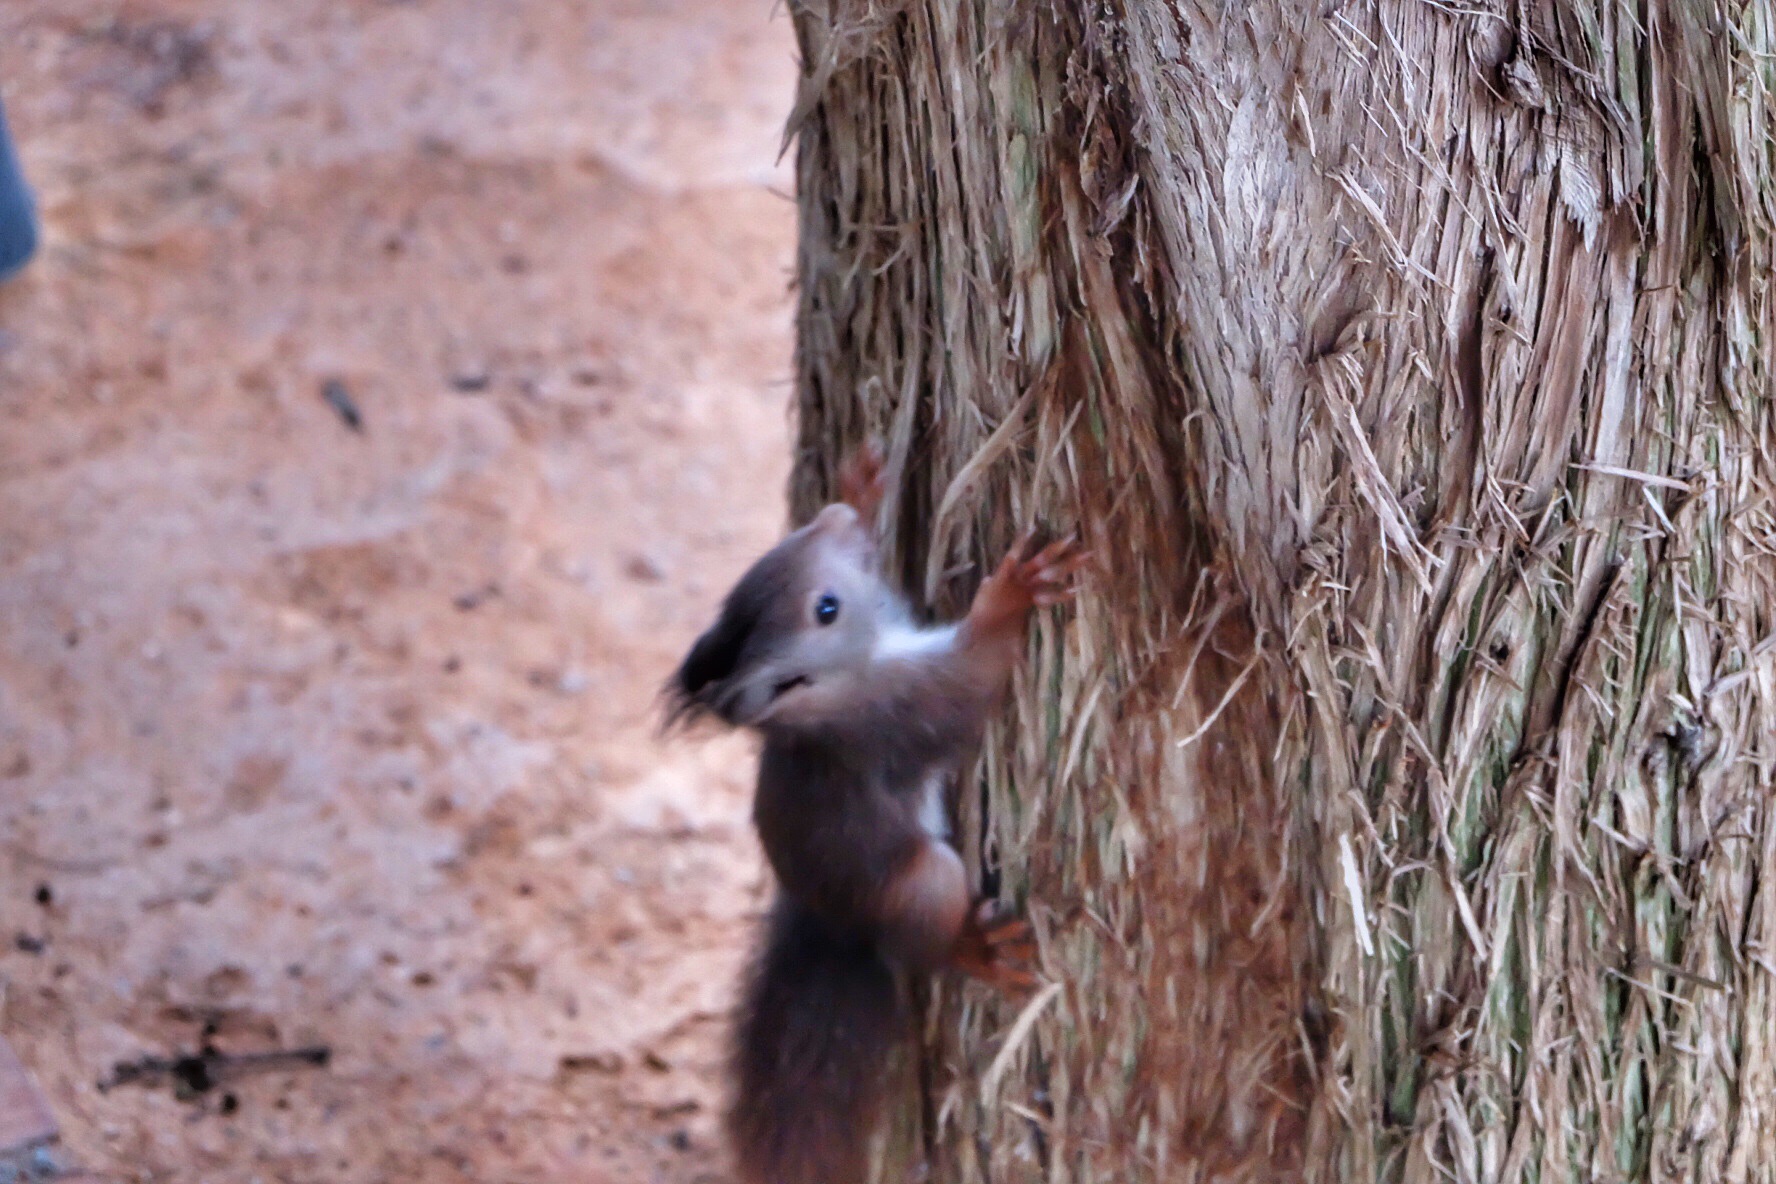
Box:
1006;533;1088;607
974;532;1089;631
951;899;1040;996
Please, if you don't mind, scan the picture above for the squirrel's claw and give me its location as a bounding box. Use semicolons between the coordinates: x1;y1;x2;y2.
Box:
1010;534;1089;608
952;899;1041;996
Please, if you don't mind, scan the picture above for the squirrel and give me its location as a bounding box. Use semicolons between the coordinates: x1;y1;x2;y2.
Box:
667;444;1086;1184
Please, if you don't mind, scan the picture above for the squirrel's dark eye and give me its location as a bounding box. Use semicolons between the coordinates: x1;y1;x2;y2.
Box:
814;593;841;626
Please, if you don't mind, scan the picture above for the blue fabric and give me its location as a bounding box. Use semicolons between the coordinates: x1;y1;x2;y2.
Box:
0;96;37;280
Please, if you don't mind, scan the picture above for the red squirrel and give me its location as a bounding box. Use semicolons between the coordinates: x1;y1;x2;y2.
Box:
668;445;1086;1184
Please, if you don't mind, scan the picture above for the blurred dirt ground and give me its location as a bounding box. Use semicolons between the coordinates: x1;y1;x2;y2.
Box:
0;2;796;1180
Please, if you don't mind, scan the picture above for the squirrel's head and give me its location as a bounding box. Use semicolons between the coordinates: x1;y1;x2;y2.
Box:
668;502;885;732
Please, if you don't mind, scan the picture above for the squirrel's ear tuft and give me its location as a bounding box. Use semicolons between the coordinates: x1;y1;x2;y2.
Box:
662;528;807;732
664;608;752;729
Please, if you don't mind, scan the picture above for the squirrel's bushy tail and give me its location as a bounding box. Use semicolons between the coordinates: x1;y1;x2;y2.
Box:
730;895;902;1184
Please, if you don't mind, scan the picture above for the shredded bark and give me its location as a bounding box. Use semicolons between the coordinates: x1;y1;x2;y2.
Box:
787;0;1776;1180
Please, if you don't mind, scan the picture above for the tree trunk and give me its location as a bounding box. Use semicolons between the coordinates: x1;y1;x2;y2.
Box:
784;1;1774;1181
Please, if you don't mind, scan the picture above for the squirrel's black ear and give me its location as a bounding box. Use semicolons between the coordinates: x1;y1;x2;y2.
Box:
678;619;744;698
664;608;752;727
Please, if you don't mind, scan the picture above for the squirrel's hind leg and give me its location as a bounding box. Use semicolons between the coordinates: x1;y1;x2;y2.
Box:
878;839;1040;996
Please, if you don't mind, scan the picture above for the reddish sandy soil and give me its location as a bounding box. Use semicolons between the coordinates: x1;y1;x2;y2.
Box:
0;3;796;1180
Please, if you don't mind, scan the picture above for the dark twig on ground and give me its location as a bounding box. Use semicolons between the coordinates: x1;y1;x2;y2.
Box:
99;1045;331;1100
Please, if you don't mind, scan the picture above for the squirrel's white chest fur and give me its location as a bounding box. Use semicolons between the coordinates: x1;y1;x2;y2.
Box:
871;620;959;841
871;620;960;661
915;772;949;839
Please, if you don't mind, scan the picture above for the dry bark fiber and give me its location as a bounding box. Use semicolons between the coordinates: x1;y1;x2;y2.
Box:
786;0;1776;1181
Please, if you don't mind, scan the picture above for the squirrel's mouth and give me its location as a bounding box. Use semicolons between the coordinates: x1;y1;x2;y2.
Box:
770;674;811;700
